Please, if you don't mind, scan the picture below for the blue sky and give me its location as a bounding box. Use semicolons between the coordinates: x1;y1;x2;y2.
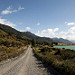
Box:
0;0;75;40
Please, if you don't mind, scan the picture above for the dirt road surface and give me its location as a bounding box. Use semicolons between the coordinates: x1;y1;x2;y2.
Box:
0;46;54;75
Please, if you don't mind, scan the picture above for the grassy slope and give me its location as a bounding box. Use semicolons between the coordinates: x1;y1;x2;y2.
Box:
33;46;75;75
0;29;28;62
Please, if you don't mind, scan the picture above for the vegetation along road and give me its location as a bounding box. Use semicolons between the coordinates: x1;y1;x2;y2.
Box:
0;46;53;75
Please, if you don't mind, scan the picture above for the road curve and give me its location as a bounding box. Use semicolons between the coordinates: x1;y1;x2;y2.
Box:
0;46;51;75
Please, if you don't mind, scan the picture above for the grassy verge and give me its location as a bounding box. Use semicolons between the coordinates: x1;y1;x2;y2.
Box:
33;46;75;75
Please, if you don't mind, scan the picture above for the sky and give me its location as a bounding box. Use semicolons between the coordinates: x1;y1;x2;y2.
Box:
0;0;75;41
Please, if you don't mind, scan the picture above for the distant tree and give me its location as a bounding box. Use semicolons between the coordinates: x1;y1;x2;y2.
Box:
43;41;50;45
31;39;36;46
50;43;53;47
53;42;58;45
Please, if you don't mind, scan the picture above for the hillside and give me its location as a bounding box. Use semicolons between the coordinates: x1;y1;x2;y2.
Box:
0;24;29;39
0;24;30;62
0;29;29;47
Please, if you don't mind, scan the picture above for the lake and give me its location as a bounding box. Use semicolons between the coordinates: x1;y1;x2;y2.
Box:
54;45;75;50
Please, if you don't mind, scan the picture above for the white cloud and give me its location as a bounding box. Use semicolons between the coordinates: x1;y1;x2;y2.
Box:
57;22;75;40
36;22;40;26
19;30;25;32
36;28;59;37
18;6;24;10
70;26;75;31
26;27;31;30
54;28;59;32
59;26;75;40
66;22;75;26
1;6;24;15
0;17;16;27
36;22;75;41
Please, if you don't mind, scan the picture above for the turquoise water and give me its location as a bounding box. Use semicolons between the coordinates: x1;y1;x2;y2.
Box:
54;45;75;50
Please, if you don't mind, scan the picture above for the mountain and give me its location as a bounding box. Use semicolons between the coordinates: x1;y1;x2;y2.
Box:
0;24;28;38
70;40;75;44
24;31;54;43
1;24;73;44
52;38;73;44
0;24;54;44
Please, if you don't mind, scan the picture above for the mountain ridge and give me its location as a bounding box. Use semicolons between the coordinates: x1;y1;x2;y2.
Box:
0;24;73;44
52;37;73;44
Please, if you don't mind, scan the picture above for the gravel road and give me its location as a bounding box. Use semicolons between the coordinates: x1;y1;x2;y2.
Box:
0;46;52;75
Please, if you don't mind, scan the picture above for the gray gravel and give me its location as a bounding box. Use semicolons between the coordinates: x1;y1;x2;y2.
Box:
0;46;51;75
